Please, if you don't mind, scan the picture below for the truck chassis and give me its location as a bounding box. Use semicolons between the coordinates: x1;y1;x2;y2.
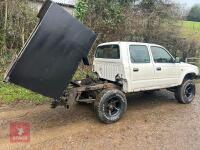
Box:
51;77;121;108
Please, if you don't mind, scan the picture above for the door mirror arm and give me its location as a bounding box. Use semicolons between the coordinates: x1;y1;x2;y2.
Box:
175;57;180;63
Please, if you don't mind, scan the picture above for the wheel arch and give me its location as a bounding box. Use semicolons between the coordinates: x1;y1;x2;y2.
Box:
179;72;197;85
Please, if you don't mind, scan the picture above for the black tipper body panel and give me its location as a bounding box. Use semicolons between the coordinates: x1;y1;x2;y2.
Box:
4;1;97;98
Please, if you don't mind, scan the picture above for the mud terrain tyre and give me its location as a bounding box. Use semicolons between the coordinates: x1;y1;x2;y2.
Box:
94;89;127;124
175;79;196;104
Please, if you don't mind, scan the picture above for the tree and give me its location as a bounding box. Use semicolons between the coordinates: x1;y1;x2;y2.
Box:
0;0;37;67
187;4;200;22
75;0;88;22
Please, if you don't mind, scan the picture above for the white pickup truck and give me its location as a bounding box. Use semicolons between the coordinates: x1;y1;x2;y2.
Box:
50;41;199;124
89;42;199;123
5;39;200;124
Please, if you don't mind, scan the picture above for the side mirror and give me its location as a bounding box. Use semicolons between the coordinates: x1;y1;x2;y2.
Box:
175;57;180;63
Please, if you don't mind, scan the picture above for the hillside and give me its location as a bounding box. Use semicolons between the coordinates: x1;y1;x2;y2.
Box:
180;21;200;42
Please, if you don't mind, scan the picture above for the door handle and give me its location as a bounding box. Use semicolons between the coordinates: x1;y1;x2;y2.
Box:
133;68;139;72
156;67;161;71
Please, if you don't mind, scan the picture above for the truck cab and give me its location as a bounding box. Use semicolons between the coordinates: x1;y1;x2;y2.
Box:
93;42;199;93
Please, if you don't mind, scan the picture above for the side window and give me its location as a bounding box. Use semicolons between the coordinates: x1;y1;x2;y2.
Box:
129;45;150;63
95;45;120;59
151;46;174;63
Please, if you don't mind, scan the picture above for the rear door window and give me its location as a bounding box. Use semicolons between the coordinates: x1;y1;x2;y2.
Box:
129;45;150;63
95;45;120;59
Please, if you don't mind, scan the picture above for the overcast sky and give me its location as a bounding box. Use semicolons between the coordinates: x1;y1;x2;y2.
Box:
174;0;200;8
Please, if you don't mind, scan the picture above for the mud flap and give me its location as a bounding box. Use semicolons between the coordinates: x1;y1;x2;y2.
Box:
4;0;97;99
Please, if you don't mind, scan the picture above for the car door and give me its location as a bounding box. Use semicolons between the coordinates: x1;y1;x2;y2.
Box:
129;44;155;91
150;46;181;87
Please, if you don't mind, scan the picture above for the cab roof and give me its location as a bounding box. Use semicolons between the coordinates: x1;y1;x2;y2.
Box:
98;41;163;48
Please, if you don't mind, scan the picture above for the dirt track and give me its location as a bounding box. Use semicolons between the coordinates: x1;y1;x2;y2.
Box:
0;84;200;150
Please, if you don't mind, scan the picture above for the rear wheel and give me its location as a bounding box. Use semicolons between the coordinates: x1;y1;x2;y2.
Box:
175;79;196;104
94;89;127;124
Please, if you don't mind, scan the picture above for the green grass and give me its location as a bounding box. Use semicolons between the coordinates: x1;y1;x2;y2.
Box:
73;69;96;80
179;20;200;42
0;69;93;104
181;21;200;30
179;21;200;67
0;75;47;104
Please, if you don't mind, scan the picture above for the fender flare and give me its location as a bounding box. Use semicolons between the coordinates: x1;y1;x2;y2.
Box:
178;70;198;85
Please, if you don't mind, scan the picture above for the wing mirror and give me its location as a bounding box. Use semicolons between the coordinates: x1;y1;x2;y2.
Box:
175;57;180;63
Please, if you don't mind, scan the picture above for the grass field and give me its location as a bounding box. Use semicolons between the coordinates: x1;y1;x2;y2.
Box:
179;21;200;67
0;69;91;104
0;75;47;104
179;21;200;42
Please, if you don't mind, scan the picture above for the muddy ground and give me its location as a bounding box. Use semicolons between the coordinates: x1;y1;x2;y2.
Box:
0;84;200;150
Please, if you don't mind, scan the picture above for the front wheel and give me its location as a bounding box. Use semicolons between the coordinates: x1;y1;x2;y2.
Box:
94;89;127;124
175;79;196;104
